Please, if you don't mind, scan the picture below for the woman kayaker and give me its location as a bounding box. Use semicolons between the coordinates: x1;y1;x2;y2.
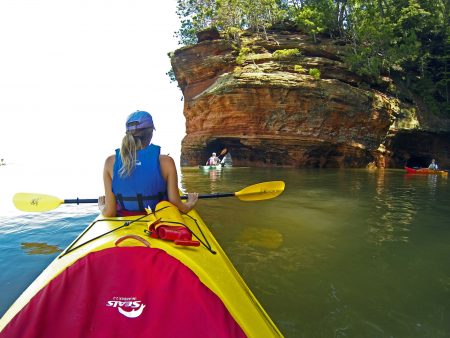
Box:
428;159;439;170
99;110;198;217
206;152;219;166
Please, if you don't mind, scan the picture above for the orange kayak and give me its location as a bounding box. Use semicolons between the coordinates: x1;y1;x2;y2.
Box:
404;166;448;176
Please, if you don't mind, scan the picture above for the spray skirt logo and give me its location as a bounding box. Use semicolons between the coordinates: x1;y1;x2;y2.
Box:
106;296;146;318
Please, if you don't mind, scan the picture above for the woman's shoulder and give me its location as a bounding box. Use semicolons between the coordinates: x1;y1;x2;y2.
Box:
105;154;116;166
159;155;176;179
159;154;174;165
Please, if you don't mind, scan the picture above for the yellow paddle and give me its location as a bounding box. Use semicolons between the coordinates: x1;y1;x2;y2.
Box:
13;194;98;212
198;180;285;201
13;181;285;212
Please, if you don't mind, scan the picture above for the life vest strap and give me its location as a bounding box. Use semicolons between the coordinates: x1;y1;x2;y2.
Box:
115;193;166;212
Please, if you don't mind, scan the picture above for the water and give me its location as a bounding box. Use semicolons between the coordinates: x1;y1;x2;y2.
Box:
1;166;449;337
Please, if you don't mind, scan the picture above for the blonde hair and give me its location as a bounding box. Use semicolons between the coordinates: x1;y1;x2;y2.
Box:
119;128;153;177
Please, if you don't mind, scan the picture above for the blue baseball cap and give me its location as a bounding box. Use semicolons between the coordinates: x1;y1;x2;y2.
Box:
126;110;155;131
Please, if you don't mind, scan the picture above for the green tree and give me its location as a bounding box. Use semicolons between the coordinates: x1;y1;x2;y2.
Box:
172;0;449;115
175;0;217;45
292;6;326;42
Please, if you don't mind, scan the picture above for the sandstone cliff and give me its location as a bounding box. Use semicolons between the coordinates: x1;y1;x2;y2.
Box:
170;28;450;168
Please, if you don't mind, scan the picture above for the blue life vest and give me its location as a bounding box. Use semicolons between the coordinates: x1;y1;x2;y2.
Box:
112;144;167;213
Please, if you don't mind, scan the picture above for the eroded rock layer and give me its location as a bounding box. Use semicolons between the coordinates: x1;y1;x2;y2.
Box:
170;29;450;168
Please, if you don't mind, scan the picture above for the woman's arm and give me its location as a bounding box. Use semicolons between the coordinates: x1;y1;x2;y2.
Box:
99;155;117;217
160;155;198;213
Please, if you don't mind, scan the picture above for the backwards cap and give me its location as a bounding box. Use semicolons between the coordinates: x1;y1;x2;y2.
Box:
126;111;155;131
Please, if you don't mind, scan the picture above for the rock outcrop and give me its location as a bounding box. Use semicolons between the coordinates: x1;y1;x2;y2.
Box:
170;28;450;168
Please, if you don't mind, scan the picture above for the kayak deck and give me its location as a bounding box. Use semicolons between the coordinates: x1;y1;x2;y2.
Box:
0;206;283;337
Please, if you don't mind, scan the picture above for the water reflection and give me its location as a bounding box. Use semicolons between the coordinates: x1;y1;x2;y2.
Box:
230;243;322;279
198;167;224;193
427;174;438;195
368;171;416;244
209;168;221;185
21;242;62;255
236;226;283;249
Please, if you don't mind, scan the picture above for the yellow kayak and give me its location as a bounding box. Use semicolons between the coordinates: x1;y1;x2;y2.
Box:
0;200;283;337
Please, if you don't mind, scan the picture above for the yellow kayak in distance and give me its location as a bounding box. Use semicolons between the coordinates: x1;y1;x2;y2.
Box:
0;200;284;337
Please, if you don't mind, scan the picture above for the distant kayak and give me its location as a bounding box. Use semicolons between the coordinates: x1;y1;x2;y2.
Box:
199;164;223;170
404;166;448;176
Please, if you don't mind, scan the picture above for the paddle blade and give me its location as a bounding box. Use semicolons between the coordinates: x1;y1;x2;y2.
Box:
13;193;64;212
219;148;228;157
235;181;285;201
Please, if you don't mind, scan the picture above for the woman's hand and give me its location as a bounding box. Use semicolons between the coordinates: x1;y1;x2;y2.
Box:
98;195;106;212
185;192;199;211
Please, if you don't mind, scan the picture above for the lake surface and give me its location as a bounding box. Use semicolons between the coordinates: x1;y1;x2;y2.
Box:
1;167;449;337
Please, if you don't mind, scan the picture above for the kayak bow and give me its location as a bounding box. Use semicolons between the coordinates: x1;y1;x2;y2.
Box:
199;164;223;170
0;202;283;338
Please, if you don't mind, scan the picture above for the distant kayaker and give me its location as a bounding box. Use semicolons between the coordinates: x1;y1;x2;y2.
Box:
206;152;220;166
428;159;439;170
99;110;198;217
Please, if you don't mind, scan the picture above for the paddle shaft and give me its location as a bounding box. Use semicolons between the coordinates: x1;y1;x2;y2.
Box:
14;181;284;212
64;195;235;204
181;193;234;199
64;198;99;204
63;195;235;204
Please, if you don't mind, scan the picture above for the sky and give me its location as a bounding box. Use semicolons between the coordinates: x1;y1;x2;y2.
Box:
0;0;186;201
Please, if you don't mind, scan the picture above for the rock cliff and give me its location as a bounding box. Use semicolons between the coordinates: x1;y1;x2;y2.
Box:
170;28;450;168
